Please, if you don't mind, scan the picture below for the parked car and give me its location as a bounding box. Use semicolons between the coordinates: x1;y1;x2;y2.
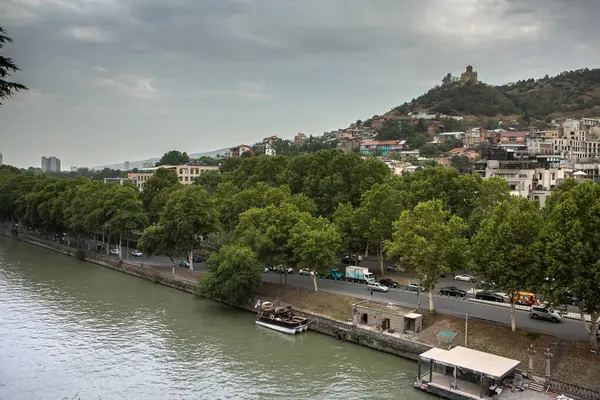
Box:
131;249;143;257
407;282;424;292
475;291;505;302
273;265;294;274
110;248;120;255
178;260;190;268
454;274;475;282
192;255;204;263
378;278;400;289
341;255;361;265
439;271;447;278
299;268;314;276
367;282;389;293
476;280;497;290
529;306;562;323
439;286;467;297
264;266;270;273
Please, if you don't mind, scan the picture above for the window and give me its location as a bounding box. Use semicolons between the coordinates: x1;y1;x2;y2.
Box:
184;176;189;182
179;176;183;181
179;169;183;174
551;173;555;180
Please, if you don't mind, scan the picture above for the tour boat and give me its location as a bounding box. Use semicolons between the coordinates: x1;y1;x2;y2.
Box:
254;301;309;334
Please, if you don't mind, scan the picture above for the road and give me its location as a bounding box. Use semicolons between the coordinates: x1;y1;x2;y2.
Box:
58;234;590;341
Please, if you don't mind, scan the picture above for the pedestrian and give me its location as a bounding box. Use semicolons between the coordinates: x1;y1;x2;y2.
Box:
370;289;373;299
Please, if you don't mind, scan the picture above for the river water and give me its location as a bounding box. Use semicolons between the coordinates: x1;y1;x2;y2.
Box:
0;236;431;400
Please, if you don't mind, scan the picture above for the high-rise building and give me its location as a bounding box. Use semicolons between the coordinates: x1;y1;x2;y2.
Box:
0;152;3;166
71;166;78;172
41;156;61;172
124;161;130;171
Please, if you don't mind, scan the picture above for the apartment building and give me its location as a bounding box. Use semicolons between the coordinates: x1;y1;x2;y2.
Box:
476;148;571;207
360;140;407;156
41;156;61;172
128;164;219;190
557;118;600;161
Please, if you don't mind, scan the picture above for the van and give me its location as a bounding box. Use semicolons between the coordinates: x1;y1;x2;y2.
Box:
514;291;540;306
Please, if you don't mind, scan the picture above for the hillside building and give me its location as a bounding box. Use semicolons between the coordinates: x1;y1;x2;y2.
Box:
225;145;253;158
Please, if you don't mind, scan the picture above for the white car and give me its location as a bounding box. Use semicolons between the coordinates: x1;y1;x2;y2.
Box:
110;248;120;255
367;282;389;293
131;250;143;257
454;274;475;282
299;268;314;276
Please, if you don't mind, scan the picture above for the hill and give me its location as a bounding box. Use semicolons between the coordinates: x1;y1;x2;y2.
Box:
392;68;600;120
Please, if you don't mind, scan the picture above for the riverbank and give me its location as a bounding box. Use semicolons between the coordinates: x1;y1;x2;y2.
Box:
3;230;599;397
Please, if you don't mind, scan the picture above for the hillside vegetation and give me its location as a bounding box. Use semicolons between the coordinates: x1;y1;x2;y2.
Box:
393;68;600;119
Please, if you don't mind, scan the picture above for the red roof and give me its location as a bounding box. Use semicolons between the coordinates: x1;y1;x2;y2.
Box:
450;148;467;153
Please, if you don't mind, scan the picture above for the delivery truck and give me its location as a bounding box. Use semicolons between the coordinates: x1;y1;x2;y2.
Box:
345;266;375;283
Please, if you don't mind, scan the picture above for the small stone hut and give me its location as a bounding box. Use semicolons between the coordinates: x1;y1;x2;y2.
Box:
352;300;423;334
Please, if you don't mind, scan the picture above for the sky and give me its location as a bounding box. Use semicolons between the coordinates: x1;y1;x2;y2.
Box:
1;0;600;169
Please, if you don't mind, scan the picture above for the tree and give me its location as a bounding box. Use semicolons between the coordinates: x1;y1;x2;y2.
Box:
155;150;189;166
333;202;366;256
289;215;341;291
375;119;402;141
356;183;406;276
159;185;219;270
471;197;543;331
194;170;222;194
538;181;600;350
103;185;148;260
385;200;468;312
141;168;180;224
0;27;28;106
197;244;264;305
451;155;474;173
138;225;178;274
419;143;439;157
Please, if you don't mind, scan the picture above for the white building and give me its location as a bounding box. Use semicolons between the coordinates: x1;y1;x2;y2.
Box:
265;143;277;156
477;154;571;207
559;118;600;161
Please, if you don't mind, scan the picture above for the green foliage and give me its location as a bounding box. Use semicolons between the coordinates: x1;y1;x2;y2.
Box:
141;168;181;224
356;183;406;275
0;27;28;105
156;150;189;166
289;216;341;278
76;249;85;260
525;332;541;340
385;200;468;311
537;181;600;349
193;170;222;194
138;225;177;262
471;197;543;331
197;244;265;305
159;185;219;265
394;68;600;120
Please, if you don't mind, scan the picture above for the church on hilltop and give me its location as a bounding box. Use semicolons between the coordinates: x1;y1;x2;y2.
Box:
460;65;479;83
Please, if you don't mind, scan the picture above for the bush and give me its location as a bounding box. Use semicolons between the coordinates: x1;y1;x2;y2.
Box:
525;331;541;340
75;249;85;260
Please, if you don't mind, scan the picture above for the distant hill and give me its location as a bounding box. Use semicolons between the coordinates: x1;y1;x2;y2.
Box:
94;147;229;170
392;68;600;120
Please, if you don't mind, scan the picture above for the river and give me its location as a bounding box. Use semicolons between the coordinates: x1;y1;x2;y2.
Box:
0;236;432;400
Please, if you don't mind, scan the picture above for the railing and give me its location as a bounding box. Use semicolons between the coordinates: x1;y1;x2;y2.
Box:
289;309;352;330
546;379;600;400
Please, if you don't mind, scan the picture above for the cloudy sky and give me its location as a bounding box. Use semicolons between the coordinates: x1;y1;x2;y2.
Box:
1;0;599;169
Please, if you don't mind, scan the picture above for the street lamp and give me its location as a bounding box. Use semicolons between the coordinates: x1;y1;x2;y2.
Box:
527;345;536;375
544;348;553;379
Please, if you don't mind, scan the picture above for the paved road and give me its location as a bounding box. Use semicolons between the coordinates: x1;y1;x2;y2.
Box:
49;233;589;341
258;272;590;341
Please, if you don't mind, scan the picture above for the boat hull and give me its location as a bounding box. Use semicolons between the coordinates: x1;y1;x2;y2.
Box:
256;320;300;335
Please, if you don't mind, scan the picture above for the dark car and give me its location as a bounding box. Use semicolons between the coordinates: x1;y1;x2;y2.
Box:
475;291;505;302
439;286;467;298
193;255;204;263
341;255;361;265
378;278;400;289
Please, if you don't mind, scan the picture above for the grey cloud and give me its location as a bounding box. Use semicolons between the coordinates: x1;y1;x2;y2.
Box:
1;0;600;168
